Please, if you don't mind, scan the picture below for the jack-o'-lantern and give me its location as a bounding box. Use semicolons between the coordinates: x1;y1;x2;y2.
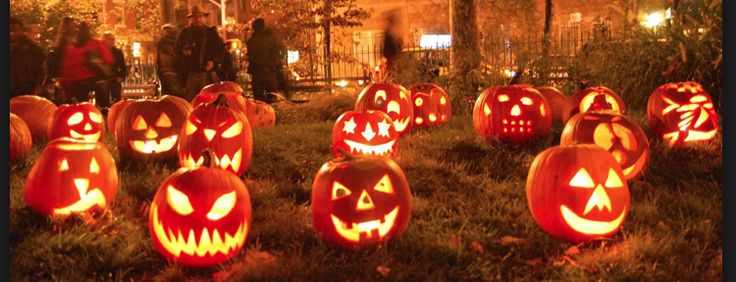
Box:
149;150;252;267
107;99;135;139
411;93;439;128
355;83;414;135
312;156;411;249
179;94;253;176
567;86;626;121
24;138;118;217
535;86;570;122
10;113;32;162
561;112;650;179
526;144;630;242
647;82;718;147
114;95;192;160
472;85;552;142
10;95;57;143
244;99;276;129
332;110;398;158
409;83;452;126
48;102;105;142
192;81;248;114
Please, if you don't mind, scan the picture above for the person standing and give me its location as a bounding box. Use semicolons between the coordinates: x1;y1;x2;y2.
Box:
44;16;77;104
245;18;283;103
10;17;45;98
156;24;184;97
58;21;114;107
103;31;127;104
174;5;226;101
381;11;403;78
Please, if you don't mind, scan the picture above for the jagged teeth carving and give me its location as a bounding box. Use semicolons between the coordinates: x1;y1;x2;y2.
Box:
344;140;395;156
152;205;248;257
185;149;243;172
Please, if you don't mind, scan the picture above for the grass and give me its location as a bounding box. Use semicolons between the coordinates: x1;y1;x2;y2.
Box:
9;94;722;281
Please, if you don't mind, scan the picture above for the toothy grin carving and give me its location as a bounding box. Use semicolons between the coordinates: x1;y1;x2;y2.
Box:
184;149;243;172
130;136;178;154
344;140;396;156
70;130;101;142
330;207;399;242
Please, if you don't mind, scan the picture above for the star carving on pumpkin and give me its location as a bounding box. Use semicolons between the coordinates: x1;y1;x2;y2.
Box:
378;119;392;137
342;117;357;134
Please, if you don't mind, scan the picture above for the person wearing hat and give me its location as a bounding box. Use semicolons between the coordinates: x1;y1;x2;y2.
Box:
174;5;226;101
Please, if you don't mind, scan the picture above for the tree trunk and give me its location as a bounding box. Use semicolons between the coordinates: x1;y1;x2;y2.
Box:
449;0;480;114
542;0;552;57
323;0;333;84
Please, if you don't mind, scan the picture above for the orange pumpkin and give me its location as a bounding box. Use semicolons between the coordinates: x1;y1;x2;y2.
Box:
192;81;248;114
535;86;570;123
408;83;452;126
332;110;398;158
473;85;552;142
10;113;32;163
244;99;276;129
48;102;105;142
312;155;412;249
354;83;414;135
566;86;626;122
107;99;135;139
10;95;57;143
24;138;119;217
526;144;630;242
647;82;718;147
149;150;252;267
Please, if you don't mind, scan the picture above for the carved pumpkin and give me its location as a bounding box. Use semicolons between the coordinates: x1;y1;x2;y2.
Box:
526;144;630;242
244;99;276;129
10;113;33;162
312;156;411;249
535;86;571;122
179;95;253;176
107;99;135;139
48;102;105;142
561;112;650;179
409;83;452;126
332;110;398;158
567;86;626;122
114;95;192;160
149;151;252;267
472;85;552;142
10;95;57;143
24;138;118;216
354;83;414;135
647;82;719;147
192;81;248;114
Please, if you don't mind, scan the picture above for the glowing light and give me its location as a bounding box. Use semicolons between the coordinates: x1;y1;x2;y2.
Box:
569;168;595;188
132;42;141;57
335;80;349;88
560;205;626;235
330;207;399;242
643;11;666;28
419;34;451;49
207;191;237;220
287;50;300;64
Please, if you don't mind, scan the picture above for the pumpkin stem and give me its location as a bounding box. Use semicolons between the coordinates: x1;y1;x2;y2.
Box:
213;93;229;107
508;67;523;85
200;149;218;168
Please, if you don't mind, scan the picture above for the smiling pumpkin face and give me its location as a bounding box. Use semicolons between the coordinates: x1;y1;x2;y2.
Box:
526;144;630;242
24;138;118;217
354;83;413;135
647;82;719;147
114;96;191;160
149;153;252;267
332;110;398;158
312;156;411;249
48;102;105;142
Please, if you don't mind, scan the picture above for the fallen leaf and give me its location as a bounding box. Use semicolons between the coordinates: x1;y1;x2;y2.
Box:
564;246;581;256
500;235;527;246
448;233;461;250
469;241;484;254
376;265;390;277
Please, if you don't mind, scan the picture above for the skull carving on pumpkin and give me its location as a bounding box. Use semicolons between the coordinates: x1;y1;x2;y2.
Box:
332;110;398;158
648;82;719;147
312;156;411;249
149;151;252;267
24;138;119;217
354;83;414;135
48;102;105;142
526;144;630;242
472;85;552;142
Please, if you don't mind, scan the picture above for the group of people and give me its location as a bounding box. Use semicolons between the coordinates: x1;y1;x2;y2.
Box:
10;4;287;115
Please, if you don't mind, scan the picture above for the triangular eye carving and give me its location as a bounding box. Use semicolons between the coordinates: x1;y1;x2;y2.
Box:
156;113;172;127
89;157;100;173
605;168;623;188
133;116;148;130
373;175;394;194
331;182;352;200
569;168;595;188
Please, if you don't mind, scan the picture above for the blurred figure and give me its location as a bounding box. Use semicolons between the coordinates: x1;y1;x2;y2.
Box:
245;18;283;103
157;24;184;97
10;17;44;98
381;10;403;78
174;5;226;101
44;17;77;104
103;31;128;104
58;21;114;108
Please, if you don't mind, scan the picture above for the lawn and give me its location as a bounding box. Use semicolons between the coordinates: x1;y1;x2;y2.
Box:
9;93;722;281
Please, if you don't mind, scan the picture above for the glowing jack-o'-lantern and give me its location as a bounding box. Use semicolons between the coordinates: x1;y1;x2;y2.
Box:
149;150;252;267
472;85;552;142
526;144;630;242
354;83;414;135
24;138;118;217
332;110;398;158
312;156;411;249
114;95;192;160
10;95;57;143
561;112;650;179
192;81;248;114
10;113;32;162
409;83;452;126
535;86;571;123
647;82;719;147
244;99;276;129
48;102;105;142
179;94;253;176
567;86;626;121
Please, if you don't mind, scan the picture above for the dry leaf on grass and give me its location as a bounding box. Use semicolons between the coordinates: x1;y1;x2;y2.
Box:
469;241;484;254
564;246;581;256
376;265;390;277
449;233;461;250
500;235;527;246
